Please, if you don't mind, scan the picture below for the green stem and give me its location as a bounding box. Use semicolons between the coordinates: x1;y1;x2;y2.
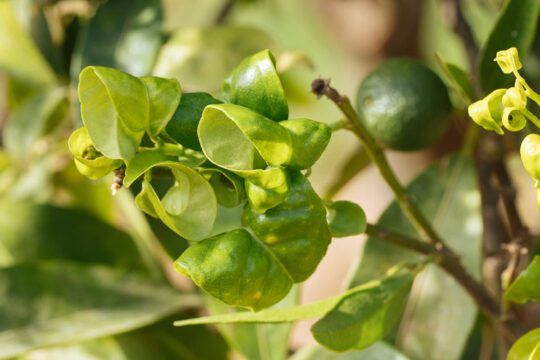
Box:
329;118;348;132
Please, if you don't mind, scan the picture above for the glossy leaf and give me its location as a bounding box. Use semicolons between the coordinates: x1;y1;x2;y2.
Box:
242;171;331;282
479;0;540;92
221;49;288;121
124;150;175;187
153;26;277;92
68;127;123;180
507;328;540;360
346;154;482;360
4;86;67;158
245;176;289;213
199;165;246;208
325;200;367;238
0;262;200;358
280;118;331;170
71;0;163;77
505;256;540;304
311;272;413;351
141;76;182;137
129;155;217;241
0;1;56;87
198;103;292;176
79;66;149;160
0;199;140;268
290;342;410;360
203;287;298;360
165;92;222;151
175;229;293;311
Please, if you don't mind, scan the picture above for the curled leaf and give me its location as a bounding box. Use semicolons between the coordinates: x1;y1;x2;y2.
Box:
467;89;505;134
245;173;289;213
68;127;123;180
221;49;288;121
141;76;182;137
199;165;246;208
325;200;367;238
280;118;331;170
78;66;149;160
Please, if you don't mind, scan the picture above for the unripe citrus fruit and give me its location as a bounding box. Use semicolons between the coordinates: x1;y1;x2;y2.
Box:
355;58;452;151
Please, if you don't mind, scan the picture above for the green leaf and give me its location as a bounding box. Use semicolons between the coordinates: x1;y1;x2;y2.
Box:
153;26;277;92
245;176;289;213
141;76;182;137
78;66;149;160
165;92;223;151
479;0;540;93
0;1;56;88
325;200;367;238
0;262;200;358
203;286;299;360
173;270;414;333
290;342;411;360
124;150;175;187
242;171;331;282
280;118;331;170
68;127;123;180
505;256;540;304
221;49;288;121
0;199;140;268
71;0;163;78
199;165;246;208
346;154;482;360
130;155;217;241
4;86;67;158
507;328;540;360
311;272;413;351
175;229;293;311
198;103;292;176
435;54;473;104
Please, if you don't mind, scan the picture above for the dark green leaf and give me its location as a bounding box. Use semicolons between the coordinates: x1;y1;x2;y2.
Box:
435;54;473;104
0;199;140;268
0;1;56;87
153;26;277;92
71;0;163;77
479;0;540;93
0;262;200;358
221;49;288;121
78;66;149;160
4;87;67;158
505;256;540;304
507;327;540;360
165;92;222;151
141;76;182;137
175;229;293;311
280;118;331;170
346;154;482;360
325;200;367;238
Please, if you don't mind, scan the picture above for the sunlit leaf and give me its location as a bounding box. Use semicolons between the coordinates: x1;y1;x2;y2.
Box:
280;118;331;170
505;256;540;304
325;200;367;238
141;76;182;137
290;342;410;360
507;328;540;360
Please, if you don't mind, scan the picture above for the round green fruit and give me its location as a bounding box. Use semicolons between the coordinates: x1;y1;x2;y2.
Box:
355;58;452;151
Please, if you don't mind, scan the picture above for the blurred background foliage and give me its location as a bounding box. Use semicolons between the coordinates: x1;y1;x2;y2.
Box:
0;0;539;359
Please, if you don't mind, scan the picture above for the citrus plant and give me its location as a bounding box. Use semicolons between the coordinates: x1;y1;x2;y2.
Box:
1;0;540;359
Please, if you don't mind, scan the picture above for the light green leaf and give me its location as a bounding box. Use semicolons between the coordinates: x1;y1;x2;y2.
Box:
311;272;413;351
221;49;288;121
71;0;163;78
507;328;540;360
346;154;482;360
325;200;367;238
505;256;540;304
175;229;293;311
0;262;200;358
0;199;140;268
68;127;123;180
141;76;182;137
0;1;55;88
199;165;246;208
124;150;175;187
4;86;67;158
245;176;289;213
173;271;414;329
131;158;217;241
242;171;331;282
165;92;222;151
153;26;277;92
290;342;411;360
280;118;331;170
79;66;149;160
479;0;540;93
198;103;292;176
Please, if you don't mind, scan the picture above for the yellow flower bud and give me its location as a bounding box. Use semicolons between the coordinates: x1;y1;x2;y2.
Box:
494;47;522;74
467;89;506;134
502;107;527;132
520;134;540;181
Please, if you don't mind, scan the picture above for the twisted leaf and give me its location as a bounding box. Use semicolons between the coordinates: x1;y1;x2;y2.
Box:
280;118;331;170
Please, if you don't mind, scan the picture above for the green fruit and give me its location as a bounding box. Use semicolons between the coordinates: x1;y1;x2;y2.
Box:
355;58;452;151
